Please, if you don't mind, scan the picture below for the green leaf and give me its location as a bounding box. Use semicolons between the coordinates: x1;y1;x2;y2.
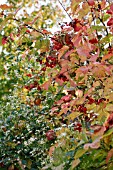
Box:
103;128;113;138
92;25;106;31
103;14;110;22
74;148;88;159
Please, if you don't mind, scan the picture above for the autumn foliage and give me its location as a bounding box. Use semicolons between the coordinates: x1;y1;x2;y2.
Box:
0;0;113;169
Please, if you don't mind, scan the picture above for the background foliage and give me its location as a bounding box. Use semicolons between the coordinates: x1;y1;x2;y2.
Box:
0;0;113;169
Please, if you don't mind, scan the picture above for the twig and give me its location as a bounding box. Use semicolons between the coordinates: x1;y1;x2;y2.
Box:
98;17;111;48
57;0;72;21
98;17;109;36
13;18;45;36
24;24;44;35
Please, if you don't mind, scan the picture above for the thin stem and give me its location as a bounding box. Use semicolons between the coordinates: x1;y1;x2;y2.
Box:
98;17;111;48
57;0;72;21
13;18;45;36
98;17;109;36
24;24;44;35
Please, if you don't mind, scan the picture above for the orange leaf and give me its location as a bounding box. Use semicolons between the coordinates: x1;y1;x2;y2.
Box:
106;148;113;164
58;45;69;61
71;159;80;169
49;146;55;156
42;29;51;35
0;4;12;10
41;79;52;90
101;53;113;62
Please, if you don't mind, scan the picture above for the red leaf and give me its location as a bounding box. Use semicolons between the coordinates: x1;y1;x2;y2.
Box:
42;29;51;34
61;94;72;102
69;19;82;32
106;4;113;15
76;46;90;58
107;18;113;26
2;37;7;45
87;0;95;6
110;3;113;11
89;38;98;44
89;53;98;62
64;49;75;60
84;137;101;149
72;34;82;47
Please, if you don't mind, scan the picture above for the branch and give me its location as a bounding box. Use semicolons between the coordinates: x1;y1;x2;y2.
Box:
98;17;109;36
24;24;44;36
98;17;111;48
57;0;72;21
13;18;45;36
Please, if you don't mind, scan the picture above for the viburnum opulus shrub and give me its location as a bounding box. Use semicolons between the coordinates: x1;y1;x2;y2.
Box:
0;0;113;169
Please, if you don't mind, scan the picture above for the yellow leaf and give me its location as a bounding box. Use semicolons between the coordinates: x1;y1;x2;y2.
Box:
74;148;88;159
85;103;97;111
75;97;85;105
106;104;113;112
98;109;109;121
67;111;82;121
27;159;32;169
30;30;42;37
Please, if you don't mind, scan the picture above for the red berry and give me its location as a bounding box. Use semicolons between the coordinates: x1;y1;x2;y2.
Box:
46;130;56;141
74;123;82;132
2;37;8;45
26;73;32;77
37;85;41;91
41;67;46;71
29;84;35;90
48;56;56;61
24;85;30;90
34;98;41;105
45;62;50;67
78;105;87;113
0;162;4;167
26;29;30;33
39;60;42;64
